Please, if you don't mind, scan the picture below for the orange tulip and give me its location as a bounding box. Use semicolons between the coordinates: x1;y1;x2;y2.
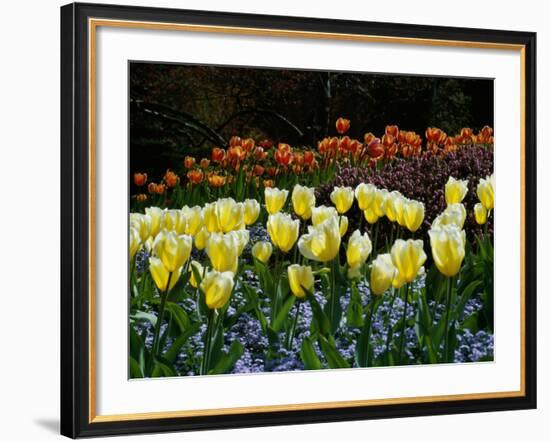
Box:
136;193;148;202
229;136;242;147
253;164;265;176
367;137;384;160
338;136;351;154
335;117;350;135
228;145;246;162
211;147;225;163
253;146;267;161
259;139;273;149
163;169;179;188
303;150;314;165
184;156;196;169
208;174;226;188
133;172;147;186
293;152;304;165
385;125;399;138
364;132;376;145
274;145;293;166
154;183;166;195
147;182;158;194
187;169;204;184
460;127;473;140
200;158;210;169
242;138;255;152
266;167;278;177
263;179;275;188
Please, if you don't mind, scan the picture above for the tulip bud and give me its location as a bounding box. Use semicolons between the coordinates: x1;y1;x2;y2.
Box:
390;239;427;283
370;254;395;295
129;227;141;259
364;207;379;224
292;184;316;220
200;270;235;310
339;216;349;237
445;176;469;205
429;224;466;277
403;200;425;232
189;260;205;288
205;232;240;273
346;230;372;269
335;117;350;135
228;229;250;256
149;257;182;292
163;209;187;235
252;241;273;264
203;198;244;233
311;205;338;226
432;203;466;229
130;213;152;242
474;202;488;225
298;215;341;262
243;199;261;226
477;175;494;210
194;226;210;250
355;183;377;210
267;212;300;253
265;188;289;215
330;186;354;214
152;230;193;272
385;191;405;223
373;189;389;217
145;207;164;237
184;156;196;169
288;264;314;298
181;205;203;236
133;172;147;186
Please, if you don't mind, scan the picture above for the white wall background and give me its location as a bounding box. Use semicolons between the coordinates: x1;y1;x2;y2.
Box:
0;0;546;440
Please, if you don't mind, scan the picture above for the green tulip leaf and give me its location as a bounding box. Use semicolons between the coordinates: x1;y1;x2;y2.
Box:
209;341;244;375
272;295;296;333
300;337;322;370
318;335;350;369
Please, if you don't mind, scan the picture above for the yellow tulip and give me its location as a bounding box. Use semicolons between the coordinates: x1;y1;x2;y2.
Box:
370;254;396;295
339;216;349;237
390;239;427;283
346;230;372;269
265;187;289;214
145;207;164;237
364;207;379;224
391;268;407;289
432;203;466;229
287;264;314;298
474;202;488;225
152;230;192;272
200;270;235;310
373;189;389;217
311;205;338;226
403;200;424;232
429;224;466;277
243;199;261;225
385;191;405;223
252;241;273;264
445;177;469;205
181;205;203;236
130;213;151;242
189;260;205;288
205;232;239;273
330;186;354;214
355;183;377;210
292;185;316;220
267;212;300;252
228;229;250;255
202;198;244;233
163;209;187;234
298;215;341;262
477;175;494;210
129;227;141;259
149;257;182;292
194;226;210;250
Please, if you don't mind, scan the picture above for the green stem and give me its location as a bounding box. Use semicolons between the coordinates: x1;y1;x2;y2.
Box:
385;288;397;365
364;298;380;366
286;302;301;350
149;272;172;374
201;310;216;375
330;258;338;331
372;222;379;259
443;276;454;363
398;283;410;365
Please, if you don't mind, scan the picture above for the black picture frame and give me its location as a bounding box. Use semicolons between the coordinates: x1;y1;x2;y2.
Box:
61;2;537;438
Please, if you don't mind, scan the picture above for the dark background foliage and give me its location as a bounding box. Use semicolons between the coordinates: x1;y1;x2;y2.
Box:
130;62;493;178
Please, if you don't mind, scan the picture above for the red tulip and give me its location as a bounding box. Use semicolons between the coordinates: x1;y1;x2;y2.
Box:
335;117;350;135
133;172;147;186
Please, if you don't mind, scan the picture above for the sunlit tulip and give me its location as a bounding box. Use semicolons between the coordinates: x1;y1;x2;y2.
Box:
339;216;349;237
288;264;314;298
189;260;205;288
429;224;466;277
274;145;293;166
228;229;250;255
200;270;235;310
370;254;396;295
184;156;196;169
477;175;494;210
445;177;469;205
130;213;151;242
373;189;389;217
252;241;273;264
403;200;424;232
145;207;164;237
298;215;341;262
432;203;466;229
355;183;377;210
303;150;315;165
180;205;203;236
153;183;166;195
265;187;289;215
330;186;354;214
187;169;203;184
205;232;239;273
207;174;226;188
385;191;405;223
133;172;147;186
292;185;316;220
474;203;488;225
149;257;181;292
335;117;351;135
211;147;225;163
346;230;372;269
311;205;337;226
164;170;179;188
194;226;210;250
391;268;407;290
152;230;192;272
242;199;261;225
163;209;187;234
390;239;427;283
364;207;379;224
203;198;244;233
267;212;300;253
129;227;141;259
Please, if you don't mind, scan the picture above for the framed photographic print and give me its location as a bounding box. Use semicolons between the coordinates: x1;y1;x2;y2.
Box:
60;2;537;438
